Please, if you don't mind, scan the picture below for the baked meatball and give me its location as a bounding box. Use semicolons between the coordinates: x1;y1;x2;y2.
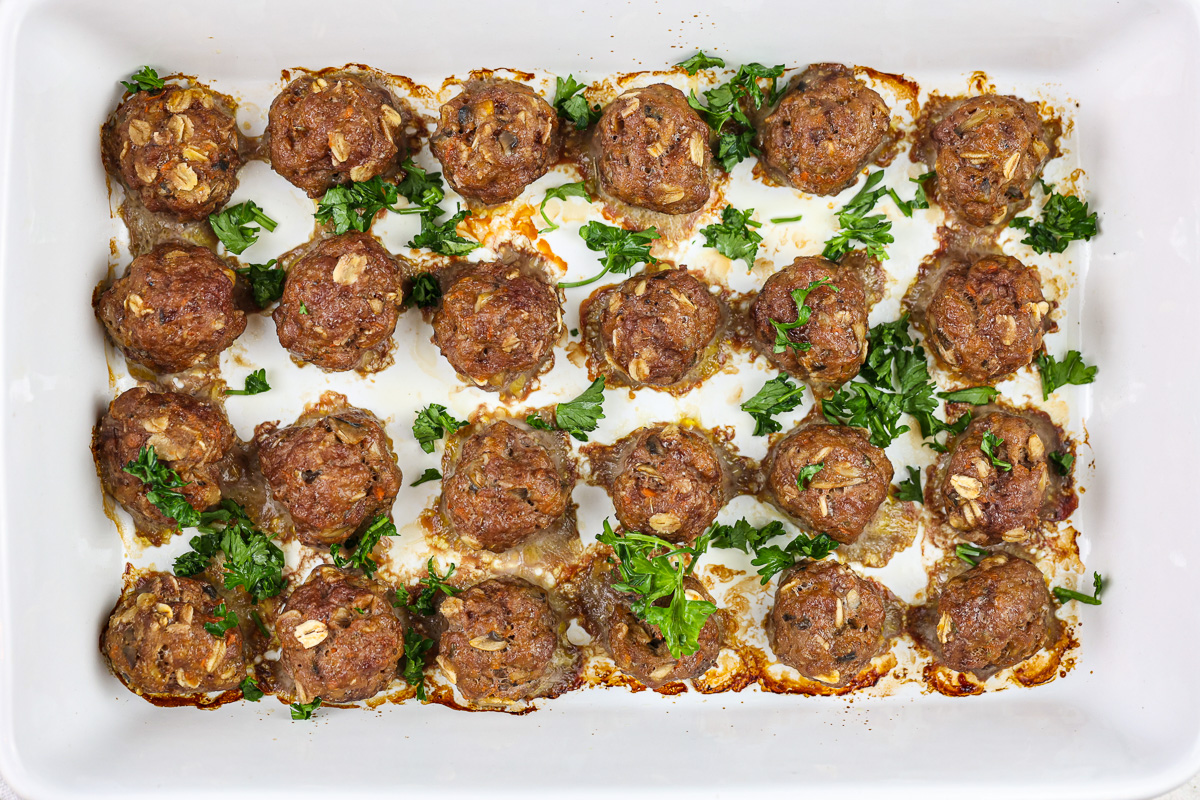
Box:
593;83;712;215
273;232;404;373
104;84;243;220
751;257;869;392
95;387;235;538
933;554;1054;676
931;95;1052;227
442;420;572;552
256;406;402;547
437;577;578;703
432;262;561;395
267;73;407;198
766;424;892;545
610;424;727;545
931;412;1050;545
597;269;722;387
430;79;561;205
277;566;406;703
95;243;246;374
758;64;891;196
102;572;245;695
769;560;889;686
924;254;1051;384
580;557;722;689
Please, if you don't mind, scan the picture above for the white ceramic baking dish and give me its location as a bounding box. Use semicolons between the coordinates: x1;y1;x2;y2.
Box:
1;0;1199;797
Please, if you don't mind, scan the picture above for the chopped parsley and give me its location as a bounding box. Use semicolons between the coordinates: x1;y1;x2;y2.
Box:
796;462;823;490
687;62;785;171
290;697;322;720
172;499;286;603
559;222;659;289
405;559;460;616
677;51;726;75
209;201;277;256
771;278;837;354
225;368;270;396
526;376;606;442
412;404;466;453
538;182;591;233
395;160;447;214
822;171;895;261
887;171;935;217
751;532;840;585
1052;571;1104;606
700;205;763;269
239;676;263;702
235;259;286;309
404;273;442;309
938;386;999;405
203;602;239;638
409;206;480;256
1049;450;1075;475
299;302;308;315
894;466;923;503
315;176;401;234
122;445;200;529
121;66;164;93
709;518;787;553
769;214;803;224
741;374;806;436
401;628;435;700
552;75;601;130
955;542;989;567
980;431;1012;471
1011;191;1099;254
410;468;442;487
1036;350;1098;399
329;515;398;580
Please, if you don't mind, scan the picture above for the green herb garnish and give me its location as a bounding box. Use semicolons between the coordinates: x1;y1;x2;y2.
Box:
552;75;602;130
225;368;270;396
796;462;823;490
1011;191;1099;254
526;377;606;442
771;278;837;354
822;171;894;261
741;374;805;436
1052;572;1104;606
412;404;466;453
410;468;442;487
979;431;1012;471
687;62;785;171
203;602;239;638
122;445;200;529
708;518;788;553
290;697;322;720
677;51;726;75
239;676;263;701
700;205;763;269
937;386;999;405
751;532;840;585
329;515;398;580
894;466;923;503
209;201;277;255
172;499;285;603
401;628;435;701
559;222;659;289
121;66;164;93
406;559;460;616
537;182;591;233
955;542;989;567
409;206;480;256
1036;350;1098;399
405;273;442;309
235;259;286;309
1049;451;1075;475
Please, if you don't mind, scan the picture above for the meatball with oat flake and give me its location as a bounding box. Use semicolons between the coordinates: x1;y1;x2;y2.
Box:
102;572;246;696
103;84;243;220
95;243;246;374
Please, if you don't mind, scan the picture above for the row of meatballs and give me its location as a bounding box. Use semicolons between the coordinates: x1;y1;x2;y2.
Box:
103;65;1051;230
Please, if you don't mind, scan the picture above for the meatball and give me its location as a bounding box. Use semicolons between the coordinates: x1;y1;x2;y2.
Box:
580;557;722;689
437;577;578;703
256;406;402;547
766;424;892;545
768;560;889;686
751;257;869;392
597;269;722;387
933;554;1054;676
268;73;407;198
273;232;404;372
442;420;573;552
430;79;561;205
95;243;246;374
593;83;712;215
102;572;245;695
277;565;406;703
931;95;1052;227
758;64;891;196
932;412;1050;545
432;261;561;395
610;424;727;545
104;84;243;220
924;255;1051;384
94;387;235;538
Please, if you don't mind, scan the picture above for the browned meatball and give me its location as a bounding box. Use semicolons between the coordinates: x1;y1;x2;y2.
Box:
256;406;402;547
751;257;869;392
933;554;1054;676
94;388;235;539
95;243;246;374
768;560;889;686
103;85;243;220
442;420;573;552
931;412;1050;545
597;269;722;387
432;262;561;395
766;424;892;544
580;558;722;689
267;73;407;198
758;64;891;196
593;84;712;215
430;79;561;205
273;232;404;373
610;424;727;545
102;572;245;695
924;255;1051;384
277;566;406;703
437;577;579;703
931;95;1052;227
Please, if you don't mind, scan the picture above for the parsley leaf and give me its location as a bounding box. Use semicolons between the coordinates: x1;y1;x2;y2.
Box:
404;273;442;309
410;468;442;487
173;499;286;603
709;518;788;554
677;51;726;75
209;201;277;256
543;377;606;442
741;374;806;436
538;182;591;233
769;214;803;224
406;559;460;616
1011;192;1099;254
290;697;322;720
822;171;894;261
886;171;936;217
122;445;200;529
686;62;785;171
225;368;270;396
1049;450;1075;475
1036;350;1098;400
240;676;263;702
700;205;763;269
771;278;837;354
401;628;435;701
412;404;466;453
895;466;923;503
980;431;1012;471
315;176;400;234
552;75;601;130
938;386;999;405
235;259;286;309
121;66;164;93
559;222;659;289
955;542;989;567
597;520;716;660
796;462;823;490
1052;571;1104;606
203;602;239;638
395;160;447;214
329;515;398;580
751;532;840;585
408;206;481;256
